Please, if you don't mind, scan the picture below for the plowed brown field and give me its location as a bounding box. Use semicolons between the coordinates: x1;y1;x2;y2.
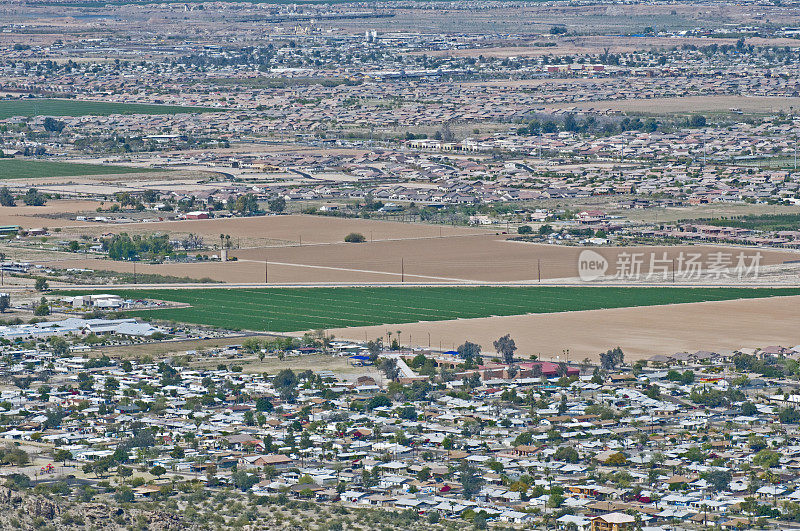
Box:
325;294;800;362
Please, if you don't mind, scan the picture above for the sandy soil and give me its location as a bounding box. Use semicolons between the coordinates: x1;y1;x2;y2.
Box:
0;200;100;228
619;203;800;223
38;236;800;284
67;214;488;246
572;96;800;114
231;236;798;283
409;36;800;59
39;256;405;284
219;353;384;382
326;295;800;362
93;336;252;359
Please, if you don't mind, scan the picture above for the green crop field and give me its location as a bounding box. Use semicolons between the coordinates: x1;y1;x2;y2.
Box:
0;99;221;119
74;286;800;332
0;159;159;179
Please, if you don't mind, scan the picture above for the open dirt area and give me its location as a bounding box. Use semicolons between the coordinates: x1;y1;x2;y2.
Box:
92;336;252;360
410;35;800;59
39;236;800;284
228;236;799;283
617;202;800;223
326;294;800;362
68;214;487;247
572;95;800;114
205;353;384;382
0;199;99;228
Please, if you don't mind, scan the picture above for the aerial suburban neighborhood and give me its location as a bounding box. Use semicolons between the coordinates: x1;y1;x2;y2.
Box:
3;0;800;529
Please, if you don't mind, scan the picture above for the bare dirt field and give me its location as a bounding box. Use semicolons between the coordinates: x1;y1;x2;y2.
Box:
230;236;799;283
619;203;800;223
410;35;798;59
0;199;99;228
326;295;800;362
94;336;251;359
93;338;385;382
40;236;800;285
69;214;487;247
212;354;384;382
572;96;800;114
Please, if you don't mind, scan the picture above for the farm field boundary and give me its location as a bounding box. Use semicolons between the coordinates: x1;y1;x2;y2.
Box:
0;159;160;179
60;286;800;332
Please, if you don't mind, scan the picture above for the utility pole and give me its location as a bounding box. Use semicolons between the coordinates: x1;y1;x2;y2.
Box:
793;106;797;171
703;140;707;167
538;132;541;159
672;258;675;283
401;258;404;283
537;259;541;283
265;258;268;284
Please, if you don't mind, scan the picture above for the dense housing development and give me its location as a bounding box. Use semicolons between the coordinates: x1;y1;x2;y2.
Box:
5;333;800;529
3;0;800;529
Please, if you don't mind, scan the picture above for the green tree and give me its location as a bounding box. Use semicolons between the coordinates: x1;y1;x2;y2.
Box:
273;369;299;402
554;446;580;463
742;401;758;416
459;462;484;499
34;297;50;316
379;358;400;381
0;187;15;207
779;407;800;424
54;449;71;464
684;446;707;463
43;117;66;133
116;465;133;482
748;434;767;452
457;341;482;368
268;197;286;213
548;490;565;508
114;486;134;503
48;336;69;357
23;188;46;206
256;397;273;412
752;449;780;469
493;334;517;365
704;469;732;492
344;232;366;243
